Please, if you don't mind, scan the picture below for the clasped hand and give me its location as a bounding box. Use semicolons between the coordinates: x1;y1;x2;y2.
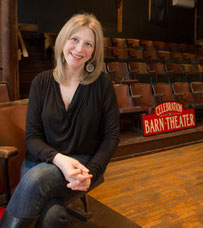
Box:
53;153;93;191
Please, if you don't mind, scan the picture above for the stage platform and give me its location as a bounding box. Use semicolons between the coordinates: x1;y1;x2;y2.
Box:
68;195;140;228
113;122;203;161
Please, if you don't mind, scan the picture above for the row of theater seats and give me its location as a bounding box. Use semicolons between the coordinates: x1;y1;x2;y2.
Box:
114;81;203;120
104;37;196;52
104;61;203;84
42;34;201;64
104;37;203;64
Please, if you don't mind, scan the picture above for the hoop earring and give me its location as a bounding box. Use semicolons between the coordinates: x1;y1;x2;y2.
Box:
86;62;95;73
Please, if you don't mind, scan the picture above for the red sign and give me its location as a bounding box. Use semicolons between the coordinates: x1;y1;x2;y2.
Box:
142;102;196;136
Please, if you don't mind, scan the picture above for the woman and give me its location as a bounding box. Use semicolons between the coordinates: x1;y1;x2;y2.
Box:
0;13;119;227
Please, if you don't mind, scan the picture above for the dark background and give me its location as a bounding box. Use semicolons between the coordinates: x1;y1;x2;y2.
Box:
18;0;202;44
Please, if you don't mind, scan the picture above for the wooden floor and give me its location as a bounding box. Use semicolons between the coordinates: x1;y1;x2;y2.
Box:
89;142;203;228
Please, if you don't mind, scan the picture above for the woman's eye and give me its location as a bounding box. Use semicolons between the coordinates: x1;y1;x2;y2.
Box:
86;42;93;48
71;37;78;42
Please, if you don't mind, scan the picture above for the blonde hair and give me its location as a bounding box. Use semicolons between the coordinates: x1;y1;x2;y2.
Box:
54;13;104;85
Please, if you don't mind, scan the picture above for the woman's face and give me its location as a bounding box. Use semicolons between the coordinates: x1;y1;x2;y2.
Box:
63;26;95;71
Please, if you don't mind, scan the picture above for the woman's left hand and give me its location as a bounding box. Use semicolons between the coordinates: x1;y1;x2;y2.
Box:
67;171;92;191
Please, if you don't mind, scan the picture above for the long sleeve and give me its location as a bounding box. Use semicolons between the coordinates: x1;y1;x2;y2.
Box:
86;77;120;182
25;71;58;162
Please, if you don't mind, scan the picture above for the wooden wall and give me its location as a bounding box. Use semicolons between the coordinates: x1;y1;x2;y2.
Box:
0;0;18;100
18;0;195;44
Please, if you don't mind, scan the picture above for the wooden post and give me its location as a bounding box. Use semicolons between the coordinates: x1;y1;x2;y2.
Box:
117;0;123;33
149;0;152;22
0;0;19;100
194;2;197;42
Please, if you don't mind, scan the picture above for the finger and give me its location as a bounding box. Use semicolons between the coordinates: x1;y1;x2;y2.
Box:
67;180;80;188
72;186;89;191
74;162;89;173
77;174;93;182
68;168;81;177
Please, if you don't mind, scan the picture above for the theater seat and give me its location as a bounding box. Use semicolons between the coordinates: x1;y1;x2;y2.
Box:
111;38;127;48
148;62;172;83
172;82;203;109
103;37;112;48
128;49;144;61
190;82;203;103
181;64;200;82
143;50;158;62
171;52;183;63
128;62;154;84
112;48;129;60
0;82;11;103
107;62;137;84
130;83;158;113
126;38;140;49
114;84;144;113
153;83;175;103
114;84;145;130
165;63;184;82
140;40;154;49
153;41;167;50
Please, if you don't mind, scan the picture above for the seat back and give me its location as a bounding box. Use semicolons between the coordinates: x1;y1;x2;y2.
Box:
171;52;183;62
128;62;148;74
181;64;197;74
113;84;134;108
172;82;193;105
112;48;129;59
140;40;154;49
104;47;114;60
149;63;166;74
103;37;112;48
111;38;127;48
165;43;178;52
182;53;196;61
190;81;203;92
0;100;28;194
190;82;203;103
196;64;203;73
126;39;140;48
166;63;182;74
157;51;171;60
153;41;166;50
130;83;156;108
0;82;10;103
107;62;129;82
128;49;143;60
143;50;158;61
181;64;197;81
153;83;175;102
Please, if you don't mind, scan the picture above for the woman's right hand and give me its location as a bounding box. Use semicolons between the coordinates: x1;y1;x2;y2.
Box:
52;153;92;190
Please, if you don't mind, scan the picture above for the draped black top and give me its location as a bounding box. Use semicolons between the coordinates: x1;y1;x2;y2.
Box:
25;70;120;181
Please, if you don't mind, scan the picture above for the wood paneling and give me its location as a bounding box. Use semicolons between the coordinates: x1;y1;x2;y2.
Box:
1;0;18;100
89;142;203;227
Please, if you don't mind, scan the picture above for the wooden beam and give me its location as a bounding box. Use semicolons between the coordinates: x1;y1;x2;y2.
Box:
18;29;29;58
194;3;197;42
117;0;123;33
149;0;152;22
1;0;19;99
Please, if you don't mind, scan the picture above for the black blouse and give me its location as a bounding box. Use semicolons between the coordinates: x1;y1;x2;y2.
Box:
25;70;120;181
